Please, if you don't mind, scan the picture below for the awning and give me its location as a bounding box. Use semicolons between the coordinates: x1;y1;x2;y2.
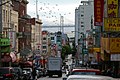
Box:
1;55;11;62
10;52;17;62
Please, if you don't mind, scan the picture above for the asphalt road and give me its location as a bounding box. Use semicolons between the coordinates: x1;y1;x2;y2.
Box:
37;73;66;80
37;73;120;80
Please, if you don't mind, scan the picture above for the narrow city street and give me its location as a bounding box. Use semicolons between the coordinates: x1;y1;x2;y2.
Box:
37;74;120;80
0;0;120;80
37;74;66;80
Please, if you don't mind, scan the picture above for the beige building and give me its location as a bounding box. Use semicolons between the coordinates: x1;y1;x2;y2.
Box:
31;18;42;52
1;0;19;52
41;30;51;56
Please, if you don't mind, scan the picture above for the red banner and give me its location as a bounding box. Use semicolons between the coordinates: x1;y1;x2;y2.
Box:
94;0;104;26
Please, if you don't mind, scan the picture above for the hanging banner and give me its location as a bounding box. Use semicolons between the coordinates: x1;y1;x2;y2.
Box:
107;0;118;17
119;0;120;17
94;0;104;26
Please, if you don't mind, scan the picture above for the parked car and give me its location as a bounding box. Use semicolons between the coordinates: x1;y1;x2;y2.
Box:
13;67;24;80
66;68;101;77
0;67;18;80
63;75;114;80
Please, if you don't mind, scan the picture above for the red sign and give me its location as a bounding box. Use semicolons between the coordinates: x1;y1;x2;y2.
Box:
94;0;104;26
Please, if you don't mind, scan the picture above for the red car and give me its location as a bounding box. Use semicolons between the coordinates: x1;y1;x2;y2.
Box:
0;67;18;80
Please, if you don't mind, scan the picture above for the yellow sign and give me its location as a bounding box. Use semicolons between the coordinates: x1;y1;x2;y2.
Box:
104;18;120;31
107;0;118;17
110;38;120;53
93;48;100;52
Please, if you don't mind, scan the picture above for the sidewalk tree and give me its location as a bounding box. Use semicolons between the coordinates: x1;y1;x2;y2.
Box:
61;44;72;60
71;41;77;56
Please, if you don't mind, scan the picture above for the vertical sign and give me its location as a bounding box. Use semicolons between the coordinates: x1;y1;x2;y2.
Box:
119;0;120;17
107;0;118;17
8;31;16;49
94;0;104;26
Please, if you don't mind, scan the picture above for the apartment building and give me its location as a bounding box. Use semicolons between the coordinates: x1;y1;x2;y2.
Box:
75;0;94;47
12;0;32;55
31;18;42;51
0;0;19;51
41;30;50;56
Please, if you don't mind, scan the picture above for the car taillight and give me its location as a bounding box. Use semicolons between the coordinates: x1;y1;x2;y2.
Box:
4;74;13;77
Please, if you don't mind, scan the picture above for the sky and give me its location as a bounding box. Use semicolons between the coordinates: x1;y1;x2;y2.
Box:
27;0;82;26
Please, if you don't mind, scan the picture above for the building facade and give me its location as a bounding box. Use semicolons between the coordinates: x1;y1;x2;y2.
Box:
75;0;94;65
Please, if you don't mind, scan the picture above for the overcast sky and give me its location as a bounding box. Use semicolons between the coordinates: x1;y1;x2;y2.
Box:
27;0;82;26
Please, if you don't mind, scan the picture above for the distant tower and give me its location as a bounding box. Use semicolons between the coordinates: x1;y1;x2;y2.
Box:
36;0;39;19
60;15;64;33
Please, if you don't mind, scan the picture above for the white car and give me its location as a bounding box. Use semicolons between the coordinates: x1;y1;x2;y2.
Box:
63;75;114;80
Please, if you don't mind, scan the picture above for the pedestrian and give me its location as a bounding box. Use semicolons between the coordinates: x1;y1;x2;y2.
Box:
32;68;37;80
106;67;112;76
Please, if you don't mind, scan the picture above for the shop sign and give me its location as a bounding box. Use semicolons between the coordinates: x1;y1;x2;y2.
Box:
110;38;120;52
107;0;118;17
94;0;104;26
104;18;120;31
111;54;120;61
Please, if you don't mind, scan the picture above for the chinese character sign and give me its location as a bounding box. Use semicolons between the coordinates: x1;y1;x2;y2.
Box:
94;0;104;26
110;38;120;52
107;0;118;17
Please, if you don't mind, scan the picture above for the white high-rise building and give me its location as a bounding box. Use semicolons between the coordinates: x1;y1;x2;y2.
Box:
75;0;94;46
74;0;94;63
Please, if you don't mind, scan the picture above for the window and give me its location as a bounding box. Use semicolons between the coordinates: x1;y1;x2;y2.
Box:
81;15;84;17
81;25;84;27
43;37;46;40
42;50;46;53
51;37;54;40
42;46;46;49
